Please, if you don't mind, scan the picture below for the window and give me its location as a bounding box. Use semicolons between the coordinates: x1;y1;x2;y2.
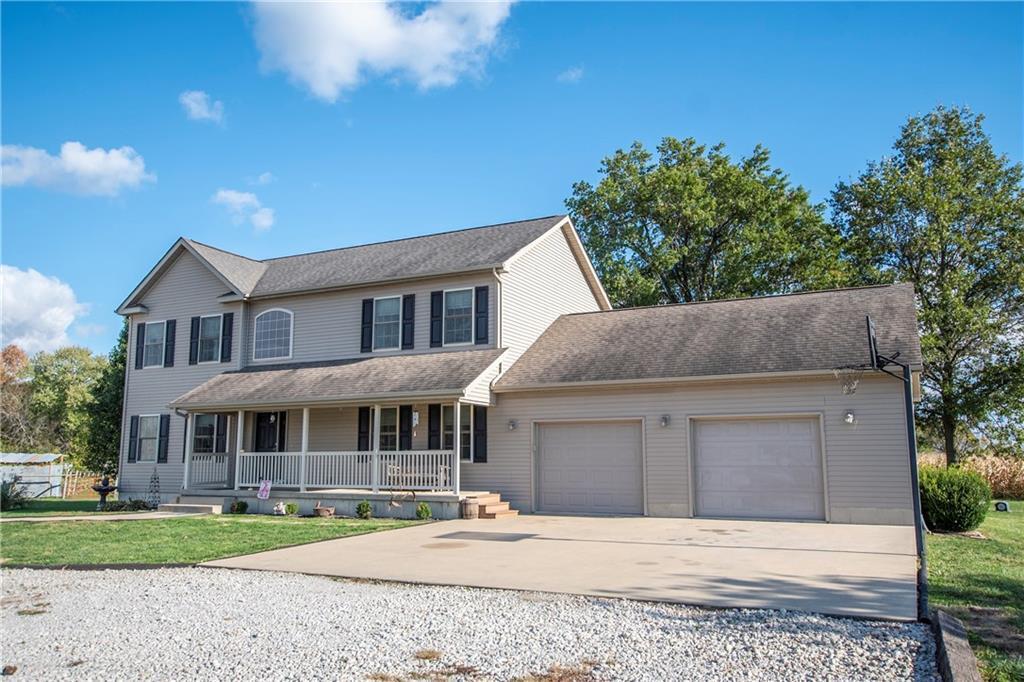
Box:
197;315;222;363
137;416;160;462
373;297;401;351
143;322;166;368
442;404;472;461
193;414;216;453
378;407;398;451
443;289;473;345
254;309;292;360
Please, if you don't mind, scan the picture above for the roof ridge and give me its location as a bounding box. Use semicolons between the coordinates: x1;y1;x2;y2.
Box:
259;214;566;263
186;238;263;264
564;283;910;317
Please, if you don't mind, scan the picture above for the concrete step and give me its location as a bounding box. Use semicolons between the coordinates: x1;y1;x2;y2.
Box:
479;508;519;519
177;495;231;507
158;503;222;514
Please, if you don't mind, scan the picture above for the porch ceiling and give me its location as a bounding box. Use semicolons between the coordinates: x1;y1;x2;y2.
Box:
170;348;504;411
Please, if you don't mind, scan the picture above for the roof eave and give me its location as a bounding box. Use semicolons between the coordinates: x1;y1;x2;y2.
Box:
246;265;506;300
169;388;468;412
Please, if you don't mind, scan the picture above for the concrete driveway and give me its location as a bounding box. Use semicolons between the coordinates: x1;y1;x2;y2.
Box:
204;515;918;620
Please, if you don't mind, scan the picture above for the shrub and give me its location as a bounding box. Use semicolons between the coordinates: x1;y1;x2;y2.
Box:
919;465;992;532
356;500;372;519
103;499;152;512
229;500;248;514
0;479;28;511
415;501;432;520
284;502;299;516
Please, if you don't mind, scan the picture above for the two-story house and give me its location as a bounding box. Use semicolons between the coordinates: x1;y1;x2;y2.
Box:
117;215;922;525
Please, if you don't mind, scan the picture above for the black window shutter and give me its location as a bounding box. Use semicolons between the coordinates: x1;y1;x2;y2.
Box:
134;324;145;370
276;411;287;452
215;414;228;453
360;299;374;353
220;313;234;363
357;407;371;451
157;414;170;463
474;286;489;345
163;320;176;367
430;291;443;347
399;405;412;450
401;294;415;350
473;405;488;462
427;404;441;449
127;415;139;462
188;316;201;365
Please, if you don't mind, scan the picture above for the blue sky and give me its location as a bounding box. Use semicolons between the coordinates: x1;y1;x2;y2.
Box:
2;1;1021;355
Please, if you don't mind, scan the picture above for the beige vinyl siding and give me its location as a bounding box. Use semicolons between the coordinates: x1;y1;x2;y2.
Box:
464;374;913;525
244;274;497;365
499;226;601;369
239;404;435;453
120;251;242;497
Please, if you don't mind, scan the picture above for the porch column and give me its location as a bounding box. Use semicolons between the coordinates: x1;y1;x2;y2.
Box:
233;410;244;490
371;404;381;493
452;400;461;495
182;413;195;491
300;407;310;492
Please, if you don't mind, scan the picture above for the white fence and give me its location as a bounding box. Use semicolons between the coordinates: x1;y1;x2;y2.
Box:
235;450;455;492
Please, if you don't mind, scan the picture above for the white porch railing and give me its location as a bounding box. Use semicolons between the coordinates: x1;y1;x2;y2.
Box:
236;450;456;492
188;453;231;488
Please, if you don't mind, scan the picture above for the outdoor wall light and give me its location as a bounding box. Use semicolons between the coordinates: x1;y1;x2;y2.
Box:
844;411;857;424
659;415;671;428
508;419;518;431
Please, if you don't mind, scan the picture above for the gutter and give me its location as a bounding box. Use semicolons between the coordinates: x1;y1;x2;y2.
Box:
493;369;854;393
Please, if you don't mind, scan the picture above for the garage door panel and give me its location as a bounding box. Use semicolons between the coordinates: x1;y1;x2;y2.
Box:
695;418;825;521
538;422;643;515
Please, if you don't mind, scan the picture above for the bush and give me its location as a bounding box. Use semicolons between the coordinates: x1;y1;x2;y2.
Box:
356;500;372;519
415;501;432;520
229;500;248;514
284;502;299;516
103;499;152;512
919;465;992;532
0;479;28;511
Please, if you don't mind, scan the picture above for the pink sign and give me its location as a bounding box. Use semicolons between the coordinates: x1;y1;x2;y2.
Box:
257;479;272;500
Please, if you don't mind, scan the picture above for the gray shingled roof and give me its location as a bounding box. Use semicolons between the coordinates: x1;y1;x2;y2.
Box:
170;349;504;409
183;215;564;299
495;284;921;390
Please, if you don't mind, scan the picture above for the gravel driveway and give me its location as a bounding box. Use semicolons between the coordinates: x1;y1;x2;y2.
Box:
2;568;937;681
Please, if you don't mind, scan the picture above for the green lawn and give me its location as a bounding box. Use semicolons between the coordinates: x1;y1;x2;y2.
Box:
927;502;1023;682
0;515;419;565
1;499;107;516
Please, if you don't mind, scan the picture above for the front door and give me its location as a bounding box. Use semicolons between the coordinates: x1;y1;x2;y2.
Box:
254;412;285;452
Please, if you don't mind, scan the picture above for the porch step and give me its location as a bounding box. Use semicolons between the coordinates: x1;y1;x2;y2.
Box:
466;492;519;519
480;501;510;514
466;493;502;506
480;508;519;519
158;503;222;515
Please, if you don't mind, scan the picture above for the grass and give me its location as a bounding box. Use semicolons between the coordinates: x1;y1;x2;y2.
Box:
1;499;105;516
927;501;1024;681
0;515;419;565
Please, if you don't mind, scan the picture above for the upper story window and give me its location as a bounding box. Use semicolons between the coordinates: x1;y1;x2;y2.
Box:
373;297;401;351
143;322;166;368
197;315;222;363
137;415;160;461
254;309;292;361
443;289;473;345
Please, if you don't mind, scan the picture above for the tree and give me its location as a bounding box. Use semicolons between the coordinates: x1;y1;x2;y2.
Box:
27;346;106;465
566;137;847;307
832;106;1024;464
0;344;41;451
84;321;128;474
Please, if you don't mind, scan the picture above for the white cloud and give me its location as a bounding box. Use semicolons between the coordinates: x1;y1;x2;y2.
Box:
212;188;275;231
557;66;584;84
248;171;275;186
251;1;514;102
1;141;155;196
0;265;88;353
179;90;225;124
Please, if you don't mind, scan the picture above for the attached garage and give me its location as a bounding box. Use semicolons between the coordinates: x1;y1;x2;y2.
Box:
693;417;825;521
536;421;643;515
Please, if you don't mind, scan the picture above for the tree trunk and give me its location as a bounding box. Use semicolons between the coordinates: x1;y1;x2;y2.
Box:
942;407;958;466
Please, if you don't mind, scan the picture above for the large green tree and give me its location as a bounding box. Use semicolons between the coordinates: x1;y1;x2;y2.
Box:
832;106;1024;464
83;321;128;474
566;137;847;306
27;346;106;466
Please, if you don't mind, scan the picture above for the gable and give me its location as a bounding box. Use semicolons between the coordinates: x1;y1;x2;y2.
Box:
117;240;243;314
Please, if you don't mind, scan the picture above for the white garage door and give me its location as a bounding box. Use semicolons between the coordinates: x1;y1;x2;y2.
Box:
694;418;825;521
537;421;643;515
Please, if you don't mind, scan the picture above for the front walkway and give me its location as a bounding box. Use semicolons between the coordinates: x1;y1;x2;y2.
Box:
203;514;919;620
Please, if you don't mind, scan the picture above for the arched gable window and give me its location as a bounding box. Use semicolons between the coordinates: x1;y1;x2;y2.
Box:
253;309;293;360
